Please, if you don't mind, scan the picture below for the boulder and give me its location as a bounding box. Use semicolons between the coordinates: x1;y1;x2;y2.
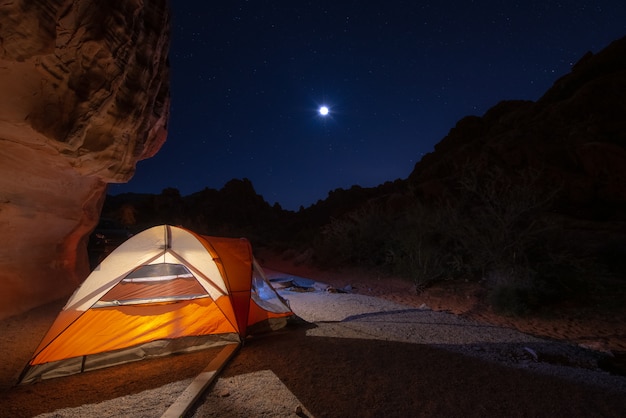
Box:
0;0;170;319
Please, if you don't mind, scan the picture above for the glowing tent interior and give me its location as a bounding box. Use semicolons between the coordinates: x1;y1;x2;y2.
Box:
20;225;294;384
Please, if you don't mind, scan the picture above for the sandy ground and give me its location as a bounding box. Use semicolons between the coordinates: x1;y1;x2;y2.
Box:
1;257;625;417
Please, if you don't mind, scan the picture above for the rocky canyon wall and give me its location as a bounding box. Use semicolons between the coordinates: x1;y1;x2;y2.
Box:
408;36;626;210
0;0;170;319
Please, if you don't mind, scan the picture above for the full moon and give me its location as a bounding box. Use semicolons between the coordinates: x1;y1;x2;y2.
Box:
319;106;329;116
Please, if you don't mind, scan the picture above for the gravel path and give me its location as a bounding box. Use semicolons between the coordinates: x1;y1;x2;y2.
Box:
284;290;625;389
27;285;626;418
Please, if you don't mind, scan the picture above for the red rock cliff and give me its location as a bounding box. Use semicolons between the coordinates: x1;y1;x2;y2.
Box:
0;0;170;319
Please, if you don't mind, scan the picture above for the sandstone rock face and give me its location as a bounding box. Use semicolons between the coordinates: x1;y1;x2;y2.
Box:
0;0;170;319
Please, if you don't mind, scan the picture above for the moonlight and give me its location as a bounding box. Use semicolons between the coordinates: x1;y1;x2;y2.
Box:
319;106;329;116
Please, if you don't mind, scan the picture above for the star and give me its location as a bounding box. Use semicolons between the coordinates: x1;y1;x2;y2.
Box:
319;106;329;116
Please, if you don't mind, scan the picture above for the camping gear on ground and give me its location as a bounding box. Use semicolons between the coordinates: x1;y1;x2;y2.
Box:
20;225;294;384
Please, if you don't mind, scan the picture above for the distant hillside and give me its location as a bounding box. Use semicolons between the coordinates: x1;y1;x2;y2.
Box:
103;177;408;249
398;35;626;282
407;35;626;220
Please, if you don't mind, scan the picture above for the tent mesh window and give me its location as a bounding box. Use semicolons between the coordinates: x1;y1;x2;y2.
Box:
250;264;291;313
96;263;208;306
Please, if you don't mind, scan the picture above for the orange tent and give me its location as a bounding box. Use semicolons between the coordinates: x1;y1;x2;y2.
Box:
20;225;294;383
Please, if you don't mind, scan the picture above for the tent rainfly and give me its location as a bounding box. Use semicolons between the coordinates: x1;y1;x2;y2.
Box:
20;225;294;384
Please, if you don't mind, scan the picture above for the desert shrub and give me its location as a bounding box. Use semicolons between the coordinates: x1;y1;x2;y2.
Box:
314;198;462;290
387;201;466;290
314;201;396;268
450;166;580;313
487;282;534;316
314;164;592;314
452;167;558;272
596;240;626;277
389;166;565;295
389;165;574;299
483;266;544;316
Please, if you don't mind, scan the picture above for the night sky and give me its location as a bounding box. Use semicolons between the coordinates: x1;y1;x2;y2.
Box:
109;1;626;210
